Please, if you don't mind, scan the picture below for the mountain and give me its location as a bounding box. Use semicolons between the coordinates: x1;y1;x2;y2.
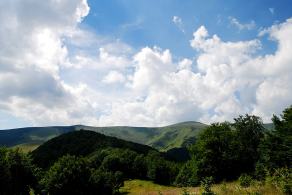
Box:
0;121;207;151
263;123;274;130
0;121;273;151
0;126;74;146
31;130;156;168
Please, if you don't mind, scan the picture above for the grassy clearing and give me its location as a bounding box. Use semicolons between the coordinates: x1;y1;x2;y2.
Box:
13;143;39;153
119;179;283;195
119;180;197;195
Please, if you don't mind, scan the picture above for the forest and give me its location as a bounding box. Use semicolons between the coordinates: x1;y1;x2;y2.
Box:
0;106;291;195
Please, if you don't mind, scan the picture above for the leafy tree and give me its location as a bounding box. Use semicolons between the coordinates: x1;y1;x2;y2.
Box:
175;160;199;186
41;153;127;195
89;169;123;195
0;147;37;194
145;151;178;185
0;147;11;194
186;115;264;183
40;155;93;195
190;122;240;181
233;114;265;173
133;154;148;178
100;149;137;178
259;106;292;169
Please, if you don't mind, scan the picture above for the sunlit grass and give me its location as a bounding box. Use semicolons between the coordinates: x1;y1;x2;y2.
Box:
120;179;283;195
12;143;39;153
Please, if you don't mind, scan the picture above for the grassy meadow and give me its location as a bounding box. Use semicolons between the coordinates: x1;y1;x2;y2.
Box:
120;179;282;195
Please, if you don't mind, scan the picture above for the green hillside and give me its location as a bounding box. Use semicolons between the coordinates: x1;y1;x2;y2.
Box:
31;130;156;168
0;126;75;147
0;121;207;151
0;121;274;151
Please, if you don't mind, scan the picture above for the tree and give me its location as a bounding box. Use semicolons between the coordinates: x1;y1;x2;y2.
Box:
187;115;265;183
233;114;265;173
0;147;11;194
100;149;138;179
259;106;292;169
146;151;178;185
90;169;123;195
190;122;240;181
40;155;93;195
0;147;37;194
175;160;199;186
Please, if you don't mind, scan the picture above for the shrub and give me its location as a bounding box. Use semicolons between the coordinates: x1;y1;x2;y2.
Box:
175;161;199;187
239;174;253;188
201;176;215;195
181;188;191;195
254;163;267;181
266;168;292;194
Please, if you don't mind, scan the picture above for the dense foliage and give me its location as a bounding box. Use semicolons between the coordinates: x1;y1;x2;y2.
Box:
177;115;264;184
0;148;37;194
31;130;155;168
259;106;292;169
176;106;292;193
0;106;291;194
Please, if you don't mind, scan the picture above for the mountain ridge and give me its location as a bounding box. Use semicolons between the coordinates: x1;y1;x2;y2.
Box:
0;121;273;151
0;121;206;151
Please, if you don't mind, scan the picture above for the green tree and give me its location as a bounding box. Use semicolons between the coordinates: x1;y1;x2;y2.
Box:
0;147;37;194
190;122;239;181
100;149;138;178
175;160;199;186
40;155;93;195
89;169;123;195
233;114;265;173
259;106;292;169
146;151;178;185
187;115;264;183
0;147;11;194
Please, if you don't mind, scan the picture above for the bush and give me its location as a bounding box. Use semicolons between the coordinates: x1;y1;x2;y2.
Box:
181;188;191;195
201;177;215;195
239;174;253;188
254;163;267;181
266;168;292;194
175;161;199;187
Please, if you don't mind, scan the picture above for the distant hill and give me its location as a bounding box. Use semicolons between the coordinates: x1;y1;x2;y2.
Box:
263;123;274;130
31;130;156;168
0;121;207;151
0;121;273;151
0;126;74;146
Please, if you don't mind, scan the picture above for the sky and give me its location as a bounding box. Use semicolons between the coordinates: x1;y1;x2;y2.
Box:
0;0;292;129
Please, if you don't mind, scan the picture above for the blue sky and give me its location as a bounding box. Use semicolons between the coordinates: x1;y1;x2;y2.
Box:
84;0;290;57
0;0;292;129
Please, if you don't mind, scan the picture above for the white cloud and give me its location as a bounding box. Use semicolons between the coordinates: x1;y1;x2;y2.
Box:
0;0;97;126
102;71;126;84
0;0;291;128
101;19;292;125
229;17;256;31
172;16;185;33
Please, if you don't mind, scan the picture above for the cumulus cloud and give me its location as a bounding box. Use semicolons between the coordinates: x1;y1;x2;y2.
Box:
0;0;291;128
102;71;126;84
0;0;95;125
229;17;256;31
100;19;292;125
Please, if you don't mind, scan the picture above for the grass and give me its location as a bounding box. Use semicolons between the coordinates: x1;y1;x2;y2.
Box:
119;179;283;195
12;143;39;153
